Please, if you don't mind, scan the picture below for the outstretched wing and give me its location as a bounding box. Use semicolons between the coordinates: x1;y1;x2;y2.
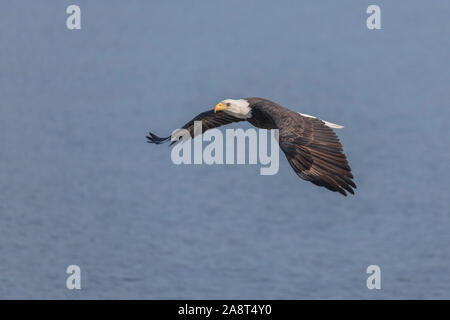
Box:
277;114;356;196
146;110;245;144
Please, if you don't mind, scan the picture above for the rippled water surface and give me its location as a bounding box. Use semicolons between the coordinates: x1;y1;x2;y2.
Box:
1;1;449;298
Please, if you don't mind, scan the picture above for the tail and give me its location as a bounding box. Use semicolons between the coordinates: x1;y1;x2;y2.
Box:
298;112;344;129
146;132;171;144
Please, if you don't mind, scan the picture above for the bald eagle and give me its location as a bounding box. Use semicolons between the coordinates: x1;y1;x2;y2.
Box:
147;97;356;196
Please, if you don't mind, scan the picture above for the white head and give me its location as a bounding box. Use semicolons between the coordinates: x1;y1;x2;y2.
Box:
214;99;251;119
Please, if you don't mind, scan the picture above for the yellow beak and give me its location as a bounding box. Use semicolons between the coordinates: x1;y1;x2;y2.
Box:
214;103;228;113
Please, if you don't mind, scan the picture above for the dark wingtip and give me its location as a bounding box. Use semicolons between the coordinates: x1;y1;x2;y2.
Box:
146;132;171;144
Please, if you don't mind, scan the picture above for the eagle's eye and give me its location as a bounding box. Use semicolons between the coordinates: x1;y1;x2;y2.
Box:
226;103;231;107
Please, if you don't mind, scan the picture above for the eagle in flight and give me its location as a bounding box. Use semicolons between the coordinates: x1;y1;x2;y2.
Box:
147;97;356;196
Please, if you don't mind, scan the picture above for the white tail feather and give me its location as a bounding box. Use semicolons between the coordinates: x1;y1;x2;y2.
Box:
298;112;344;129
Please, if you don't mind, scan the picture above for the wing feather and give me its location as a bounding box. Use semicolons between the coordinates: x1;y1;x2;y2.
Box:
277;113;356;196
146;110;244;144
